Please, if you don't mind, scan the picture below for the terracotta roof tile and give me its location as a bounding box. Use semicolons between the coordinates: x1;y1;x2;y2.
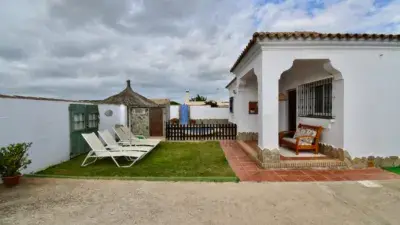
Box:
150;98;170;106
230;31;400;72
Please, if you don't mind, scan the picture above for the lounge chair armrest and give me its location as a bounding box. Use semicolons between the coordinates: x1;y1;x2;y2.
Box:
135;135;146;139
281;131;296;134
279;130;296;139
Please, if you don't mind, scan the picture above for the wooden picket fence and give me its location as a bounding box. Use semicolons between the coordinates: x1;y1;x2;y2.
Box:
165;122;237;141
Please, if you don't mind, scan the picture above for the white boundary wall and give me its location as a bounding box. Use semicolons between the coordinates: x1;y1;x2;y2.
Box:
170;105;179;119
169;105;229;120
189;106;229;120
0;98;125;174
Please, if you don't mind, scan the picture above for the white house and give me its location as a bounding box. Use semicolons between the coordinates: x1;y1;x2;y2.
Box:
226;32;400;166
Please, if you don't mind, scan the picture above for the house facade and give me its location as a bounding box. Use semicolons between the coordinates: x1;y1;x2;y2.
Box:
227;32;400;165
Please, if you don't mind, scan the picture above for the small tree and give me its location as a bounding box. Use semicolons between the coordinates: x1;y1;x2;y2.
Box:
170;101;181;105
205;100;218;108
190;94;207;102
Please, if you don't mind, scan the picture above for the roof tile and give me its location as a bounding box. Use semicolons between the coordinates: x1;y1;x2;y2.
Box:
230;31;400;72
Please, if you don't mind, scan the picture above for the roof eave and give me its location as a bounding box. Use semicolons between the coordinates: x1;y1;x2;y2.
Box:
225;77;237;89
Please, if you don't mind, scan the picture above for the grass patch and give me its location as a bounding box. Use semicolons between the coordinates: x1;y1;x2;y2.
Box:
36;142;236;180
383;167;400;175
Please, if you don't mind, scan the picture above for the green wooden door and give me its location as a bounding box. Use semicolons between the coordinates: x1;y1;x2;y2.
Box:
69;104;100;158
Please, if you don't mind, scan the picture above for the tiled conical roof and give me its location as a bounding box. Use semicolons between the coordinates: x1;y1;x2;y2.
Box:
102;80;159;108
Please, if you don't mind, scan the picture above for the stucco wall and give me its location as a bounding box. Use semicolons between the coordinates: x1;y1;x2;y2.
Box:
169;105;229;120
189;106;229;120
170;105;179;119
229;49;262;133
0;98;73;174
0;98;126;174
98;104;127;135
259;42;400;157
233;79;258;132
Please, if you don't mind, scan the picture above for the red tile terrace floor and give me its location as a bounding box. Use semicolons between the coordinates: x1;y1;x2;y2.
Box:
220;140;400;182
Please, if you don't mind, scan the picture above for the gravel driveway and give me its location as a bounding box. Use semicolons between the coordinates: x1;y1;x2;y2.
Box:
1;178;400;225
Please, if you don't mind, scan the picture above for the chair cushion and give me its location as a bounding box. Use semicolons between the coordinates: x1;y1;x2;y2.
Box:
292;128;317;144
293;128;302;139
300;129;317;144
282;137;311;146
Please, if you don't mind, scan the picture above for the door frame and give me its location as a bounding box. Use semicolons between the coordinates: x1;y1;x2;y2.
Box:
149;107;164;137
287;89;297;131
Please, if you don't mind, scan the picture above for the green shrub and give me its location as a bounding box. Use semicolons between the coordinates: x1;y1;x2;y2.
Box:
0;142;32;177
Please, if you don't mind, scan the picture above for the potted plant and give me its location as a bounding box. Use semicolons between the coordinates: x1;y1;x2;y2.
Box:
0;142;32;187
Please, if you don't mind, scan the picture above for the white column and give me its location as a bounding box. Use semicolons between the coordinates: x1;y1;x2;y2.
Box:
257;69;280;150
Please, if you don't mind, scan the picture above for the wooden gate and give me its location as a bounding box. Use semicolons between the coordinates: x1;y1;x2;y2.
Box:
69;104;99;158
149;108;163;136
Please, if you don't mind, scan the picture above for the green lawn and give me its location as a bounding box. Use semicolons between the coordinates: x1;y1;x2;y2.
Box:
384;167;400;175
36;142;236;180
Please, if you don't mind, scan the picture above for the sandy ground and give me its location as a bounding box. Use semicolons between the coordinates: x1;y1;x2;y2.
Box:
1;178;400;225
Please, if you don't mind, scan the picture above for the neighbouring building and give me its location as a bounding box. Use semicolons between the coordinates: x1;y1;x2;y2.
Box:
226;31;400;167
102;80;165;137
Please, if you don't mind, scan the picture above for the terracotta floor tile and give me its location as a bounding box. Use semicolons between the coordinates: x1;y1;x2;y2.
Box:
328;175;347;181
301;170;321;175
280;175;302;182
240;163;258;168
343;174;370;181
262;175;284;182
274;170;293;176
246;174;263;182
330;170;346;175
289;170;307;176
317;170;334;175
297;176;316;182
259;171;278;176
220;141;400;183
310;175;330;181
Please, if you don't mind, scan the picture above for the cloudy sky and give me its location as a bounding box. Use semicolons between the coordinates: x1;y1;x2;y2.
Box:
0;0;399;102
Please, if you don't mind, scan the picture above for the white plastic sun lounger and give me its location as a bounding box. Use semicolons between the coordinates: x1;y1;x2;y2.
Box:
81;132;147;168
113;126;160;146
98;130;155;152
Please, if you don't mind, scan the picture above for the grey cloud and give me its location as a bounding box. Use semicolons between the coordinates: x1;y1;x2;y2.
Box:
0;46;27;61
14;0;400;103
176;48;201;59
50;41;109;58
48;0;130;29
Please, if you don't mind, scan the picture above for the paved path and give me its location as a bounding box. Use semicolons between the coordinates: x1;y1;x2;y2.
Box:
1;178;400;225
220;140;400;182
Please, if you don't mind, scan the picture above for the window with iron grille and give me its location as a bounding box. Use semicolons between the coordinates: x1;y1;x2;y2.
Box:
298;78;333;118
229;97;234;113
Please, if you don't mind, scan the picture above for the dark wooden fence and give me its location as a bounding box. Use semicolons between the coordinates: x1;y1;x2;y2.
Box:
165;123;237;141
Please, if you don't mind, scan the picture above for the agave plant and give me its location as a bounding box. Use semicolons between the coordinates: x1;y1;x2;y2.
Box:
0;142;32;177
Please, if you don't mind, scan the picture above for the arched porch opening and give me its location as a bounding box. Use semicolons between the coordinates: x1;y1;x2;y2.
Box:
278;59;344;156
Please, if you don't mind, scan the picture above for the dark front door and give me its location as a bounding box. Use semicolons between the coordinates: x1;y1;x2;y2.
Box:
288;89;297;131
150;108;163;136
69;104;99;158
